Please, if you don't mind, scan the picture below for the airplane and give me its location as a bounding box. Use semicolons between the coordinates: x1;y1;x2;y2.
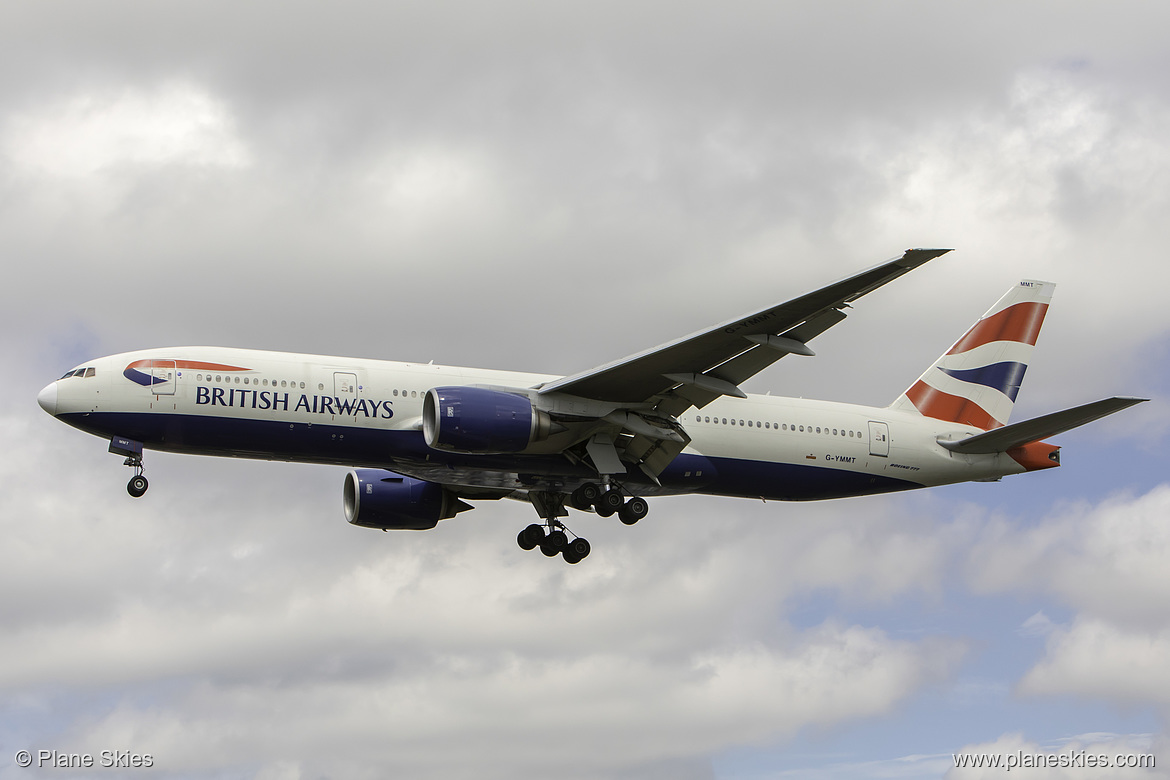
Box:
37;249;1146;563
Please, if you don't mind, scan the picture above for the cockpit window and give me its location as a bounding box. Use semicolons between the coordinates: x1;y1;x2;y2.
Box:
59;367;95;379
84;367;96;377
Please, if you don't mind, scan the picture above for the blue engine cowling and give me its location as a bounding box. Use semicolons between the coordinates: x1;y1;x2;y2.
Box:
343;469;469;530
422;386;552;454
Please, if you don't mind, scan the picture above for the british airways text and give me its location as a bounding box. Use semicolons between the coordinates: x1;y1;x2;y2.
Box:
195;386;395;418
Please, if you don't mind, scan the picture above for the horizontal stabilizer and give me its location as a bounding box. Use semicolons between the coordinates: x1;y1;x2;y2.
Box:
939;396;1148;454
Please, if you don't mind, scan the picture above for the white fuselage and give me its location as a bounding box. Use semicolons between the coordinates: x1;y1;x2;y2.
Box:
44;346;1031;502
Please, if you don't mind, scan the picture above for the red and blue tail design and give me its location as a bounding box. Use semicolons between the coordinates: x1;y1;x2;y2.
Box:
889;280;1055;430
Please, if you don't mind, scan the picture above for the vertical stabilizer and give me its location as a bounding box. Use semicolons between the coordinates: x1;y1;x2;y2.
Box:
889;280;1055;430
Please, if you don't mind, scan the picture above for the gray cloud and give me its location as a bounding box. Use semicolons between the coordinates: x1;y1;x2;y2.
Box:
2;2;1169;777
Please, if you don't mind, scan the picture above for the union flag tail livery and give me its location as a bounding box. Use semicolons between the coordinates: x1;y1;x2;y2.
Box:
890;280;1055;430
37;249;1146;564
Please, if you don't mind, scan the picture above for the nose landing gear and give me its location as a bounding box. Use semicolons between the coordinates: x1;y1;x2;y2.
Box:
126;467;149;498
109;436;149;498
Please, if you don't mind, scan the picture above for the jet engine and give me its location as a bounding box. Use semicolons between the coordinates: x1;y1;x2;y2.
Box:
422;386;552;454
343;469;470;530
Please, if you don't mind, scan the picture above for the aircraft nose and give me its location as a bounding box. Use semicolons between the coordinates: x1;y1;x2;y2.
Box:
37;381;58;416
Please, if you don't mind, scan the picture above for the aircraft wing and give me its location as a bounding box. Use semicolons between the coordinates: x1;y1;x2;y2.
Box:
538;248;952;412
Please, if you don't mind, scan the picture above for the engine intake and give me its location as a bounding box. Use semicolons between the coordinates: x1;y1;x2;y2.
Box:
422;386;552;454
343;469;469;530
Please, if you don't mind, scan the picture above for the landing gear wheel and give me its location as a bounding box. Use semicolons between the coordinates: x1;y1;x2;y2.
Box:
562;537;591;564
619;496;648;525
598;488;624;514
571;483;601;510
517;523;546;551
540;530;568;557
127;475;149;498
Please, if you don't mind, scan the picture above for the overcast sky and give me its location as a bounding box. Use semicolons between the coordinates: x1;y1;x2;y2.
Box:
2;2;1169;778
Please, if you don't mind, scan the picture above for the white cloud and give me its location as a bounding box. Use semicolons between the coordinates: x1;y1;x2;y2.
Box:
1018;611;1057;639
0;404;968;778
1020;618;1170;705
955;485;1170;710
47;624;960;780
3;82;250;177
966;485;1170;626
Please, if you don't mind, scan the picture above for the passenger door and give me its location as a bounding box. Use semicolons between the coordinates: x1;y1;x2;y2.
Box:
868;421;889;457
149;360;176;396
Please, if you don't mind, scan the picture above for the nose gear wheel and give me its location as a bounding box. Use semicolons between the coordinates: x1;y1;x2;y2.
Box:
125;457;148;497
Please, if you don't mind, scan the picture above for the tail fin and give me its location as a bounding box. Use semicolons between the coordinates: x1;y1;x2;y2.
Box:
889;280;1055;430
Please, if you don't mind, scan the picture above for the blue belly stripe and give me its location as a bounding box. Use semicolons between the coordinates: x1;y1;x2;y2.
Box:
59;411;923;502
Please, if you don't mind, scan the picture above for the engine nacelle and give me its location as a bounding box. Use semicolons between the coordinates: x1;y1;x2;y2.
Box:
422;386;552;454
343;469;468;530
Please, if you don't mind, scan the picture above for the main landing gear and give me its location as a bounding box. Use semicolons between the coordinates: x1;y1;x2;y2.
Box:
516;482;650;564
518;491;592;564
569;482;648;525
517;521;592;564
